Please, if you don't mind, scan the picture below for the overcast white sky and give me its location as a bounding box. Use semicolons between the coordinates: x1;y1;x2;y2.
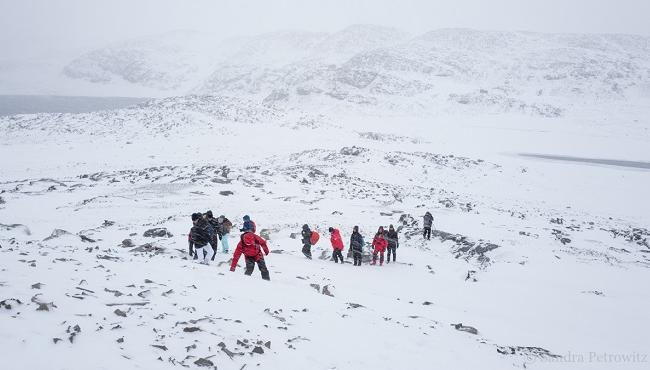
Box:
1;0;649;58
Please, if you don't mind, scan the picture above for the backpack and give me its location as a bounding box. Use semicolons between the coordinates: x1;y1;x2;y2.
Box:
310;231;320;245
241;233;260;257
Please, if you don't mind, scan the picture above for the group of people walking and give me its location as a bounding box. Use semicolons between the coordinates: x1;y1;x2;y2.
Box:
301;224;400;266
188;210;436;280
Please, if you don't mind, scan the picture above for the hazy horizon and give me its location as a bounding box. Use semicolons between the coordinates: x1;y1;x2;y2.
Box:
2;0;649;59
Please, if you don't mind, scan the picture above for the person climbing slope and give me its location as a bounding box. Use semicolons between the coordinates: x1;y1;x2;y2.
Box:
217;215;232;253
190;212;213;264
328;227;345;264
423;211;434;240
386;224;399;263
230;220;270;280
301;224;313;259
371;226;387;266
241;215;256;233
350;226;364;266
204;210;219;260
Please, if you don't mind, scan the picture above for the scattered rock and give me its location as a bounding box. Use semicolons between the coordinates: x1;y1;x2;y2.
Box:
104;288;124;297
79;235;96;243
183;326;201;332
44;229;73;241
219;190;234;196
309;283;320;293
67;324;81;343
322;285;334;297
143;228;173;238
264;341;271;349
496;345;561;359
0;298;23;310
31;283;42;289
453;323;478;335
114;309;127;317
347;303;364;309
129;243;165;254
252;346;264;354
151;344;168;351
194;358;214;367
36;302;56;311
117;337;124;343
120;239;135;248
52;338;62;344
340;146;367;156
137;290;151;298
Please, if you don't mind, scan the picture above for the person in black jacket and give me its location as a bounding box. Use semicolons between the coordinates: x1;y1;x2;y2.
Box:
350;225;364;266
204;210;219;260
385;224;399;263
423;212;434;240
301;224;313;259
190;212;213;264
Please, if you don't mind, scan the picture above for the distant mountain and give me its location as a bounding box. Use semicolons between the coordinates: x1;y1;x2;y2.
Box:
62;26;650;116
63;30;221;91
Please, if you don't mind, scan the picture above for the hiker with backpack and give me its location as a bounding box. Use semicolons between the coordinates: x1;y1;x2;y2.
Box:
350;226;364;266
386;224;399;263
241;215;256;233
423;211;434;240
301;224;314;259
190;212;213;264
216;215;233;253
328;227;345;263
204;210;219;260
371;226;388;266
230;221;270;280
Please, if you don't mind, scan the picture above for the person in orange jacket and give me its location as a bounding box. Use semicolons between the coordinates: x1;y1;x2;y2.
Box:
328;227;345;263
230;221;270;280
371;226;387;266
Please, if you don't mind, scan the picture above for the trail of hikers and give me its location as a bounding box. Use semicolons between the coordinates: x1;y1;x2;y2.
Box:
188;210;437;279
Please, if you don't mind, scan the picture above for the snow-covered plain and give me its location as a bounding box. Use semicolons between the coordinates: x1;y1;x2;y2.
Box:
1;27;650;370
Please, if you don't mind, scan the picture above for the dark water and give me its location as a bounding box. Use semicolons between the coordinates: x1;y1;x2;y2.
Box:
0;95;149;116
520;153;650;170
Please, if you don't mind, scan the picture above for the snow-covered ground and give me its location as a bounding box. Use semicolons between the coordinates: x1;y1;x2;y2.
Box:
1;27;650;370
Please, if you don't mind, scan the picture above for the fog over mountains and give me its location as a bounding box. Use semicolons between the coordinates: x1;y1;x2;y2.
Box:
55;25;650;115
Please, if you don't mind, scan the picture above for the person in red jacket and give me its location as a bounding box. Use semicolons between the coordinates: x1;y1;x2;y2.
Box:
371;226;388;266
230;221;270;280
328;227;345;264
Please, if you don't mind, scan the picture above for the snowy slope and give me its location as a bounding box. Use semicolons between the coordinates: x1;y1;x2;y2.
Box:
1;90;649;369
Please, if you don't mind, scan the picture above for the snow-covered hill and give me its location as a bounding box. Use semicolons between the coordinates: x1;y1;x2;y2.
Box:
59;26;650;115
1;88;649;369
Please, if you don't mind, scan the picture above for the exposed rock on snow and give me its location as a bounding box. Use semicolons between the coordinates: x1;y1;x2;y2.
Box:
120;239;135;248
496;345;561;360
143;228;173;238
43;229;74;241
453;323;478;335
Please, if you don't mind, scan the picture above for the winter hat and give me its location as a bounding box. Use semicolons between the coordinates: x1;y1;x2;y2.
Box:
302;224;309;230
243;215;251;221
328;227;334;233
353;225;359;232
205;210;213;218
191;213;201;221
242;220;253;232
